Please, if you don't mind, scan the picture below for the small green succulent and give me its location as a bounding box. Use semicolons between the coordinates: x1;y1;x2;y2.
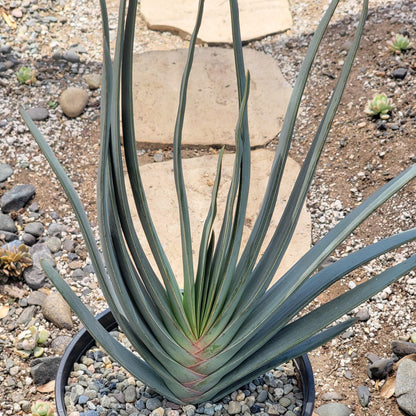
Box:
31;400;55;416
16;66;36;84
387;34;412;53
0;244;32;280
15;325;50;359
364;93;394;119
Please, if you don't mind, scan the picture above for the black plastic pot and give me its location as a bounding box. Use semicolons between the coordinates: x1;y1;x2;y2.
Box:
55;309;315;415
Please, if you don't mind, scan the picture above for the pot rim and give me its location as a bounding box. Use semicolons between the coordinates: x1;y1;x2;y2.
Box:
55;308;315;415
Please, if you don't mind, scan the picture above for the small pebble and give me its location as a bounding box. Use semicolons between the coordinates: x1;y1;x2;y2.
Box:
356;385;370;407
84;73;102;90
25;107;49;121
355;308;370;321
392;67;407;80
63;50;81;63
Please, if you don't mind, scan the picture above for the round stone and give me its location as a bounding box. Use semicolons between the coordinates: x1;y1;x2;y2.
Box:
48;223;66;236
42;292;73;329
227;401;241;415
62;238;76;252
0;163;13;182
24;222;44;237
279;397;292;408
46;236;61;253
356;308;370;321
135;399;145;410
50;335;73;355
22;232;36;246
315;403;351;416
392;67;407;80
59;87;89;118
84;73;102;90
0;184;35;213
123;385;136;403
256;389;268;403
146;398;162;411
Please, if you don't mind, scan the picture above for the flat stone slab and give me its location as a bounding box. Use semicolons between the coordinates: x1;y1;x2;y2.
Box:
130;48;292;147
141;0;292;44
126;150;311;288
396;358;416;416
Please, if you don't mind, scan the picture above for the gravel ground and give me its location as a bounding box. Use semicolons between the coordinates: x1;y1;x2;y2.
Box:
0;0;415;415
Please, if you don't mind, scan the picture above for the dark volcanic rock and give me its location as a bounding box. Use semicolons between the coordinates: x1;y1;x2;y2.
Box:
23;266;48;289
392;340;416;357
30;356;62;385
0;213;17;233
367;358;394;379
0;184;35;213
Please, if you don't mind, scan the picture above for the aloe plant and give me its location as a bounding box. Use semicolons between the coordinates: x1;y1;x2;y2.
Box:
21;0;416;405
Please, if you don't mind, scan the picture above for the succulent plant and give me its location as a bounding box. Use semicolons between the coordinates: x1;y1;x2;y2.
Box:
387;34;412;53
0;244;32;280
15;325;50;358
31;400;55;416
364;93;394;119
21;0;416;406
16;66;36;85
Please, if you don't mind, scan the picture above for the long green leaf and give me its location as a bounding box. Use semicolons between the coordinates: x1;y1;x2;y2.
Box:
200;71;251;333
198;0;252;334
172;0;206;332
96;0;165;366
243;227;416;348
195;148;224;333
245;0;369;298
20;106;117;308
99;91;202;384
251;163;416;326
106;175;201;370
120;0;192;338
217;252;416;383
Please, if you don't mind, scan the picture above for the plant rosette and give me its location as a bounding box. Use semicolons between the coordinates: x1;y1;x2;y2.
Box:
387;33;412;53
364;93;394;119
31;399;55;416
14;325;50;359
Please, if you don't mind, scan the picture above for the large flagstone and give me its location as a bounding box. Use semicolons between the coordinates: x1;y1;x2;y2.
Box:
130;48;292;147
125;149;311;288
141;0;292;44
